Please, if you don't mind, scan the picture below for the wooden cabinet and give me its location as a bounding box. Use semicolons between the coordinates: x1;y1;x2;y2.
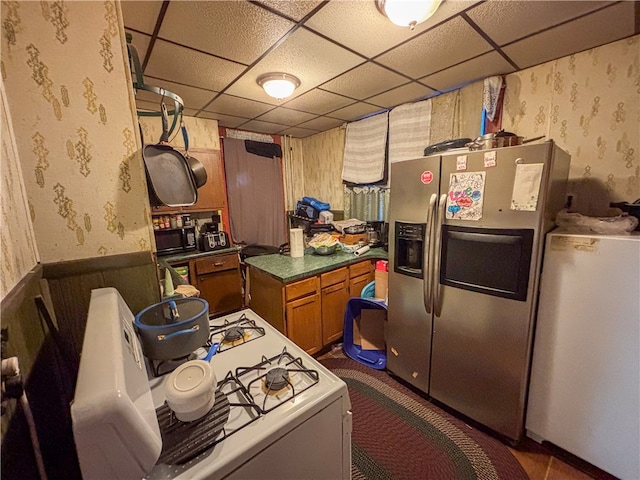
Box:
182;148;226;212
321;268;349;345
151;148;227;214
349;260;375;297
192;252;242;317
248;259;378;353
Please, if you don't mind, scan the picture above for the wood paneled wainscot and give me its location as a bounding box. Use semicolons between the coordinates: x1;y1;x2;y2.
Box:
248;260;375;355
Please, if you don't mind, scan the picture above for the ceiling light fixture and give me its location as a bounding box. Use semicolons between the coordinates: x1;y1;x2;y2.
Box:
376;0;443;30
257;73;301;100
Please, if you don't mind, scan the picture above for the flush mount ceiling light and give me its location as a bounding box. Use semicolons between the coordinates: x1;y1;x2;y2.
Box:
257;73;301;100
376;0;443;30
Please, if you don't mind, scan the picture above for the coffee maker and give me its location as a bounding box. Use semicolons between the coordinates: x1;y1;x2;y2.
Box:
365;221;388;249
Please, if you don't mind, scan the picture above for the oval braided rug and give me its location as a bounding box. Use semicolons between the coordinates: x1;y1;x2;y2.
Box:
320;357;529;480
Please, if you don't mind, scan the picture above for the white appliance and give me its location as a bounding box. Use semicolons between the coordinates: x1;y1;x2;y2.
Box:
527;231;640;479
71;288;352;480
387;141;570;442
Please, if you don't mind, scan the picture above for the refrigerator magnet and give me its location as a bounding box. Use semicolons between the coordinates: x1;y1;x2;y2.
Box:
456;155;467;170
484;150;497;168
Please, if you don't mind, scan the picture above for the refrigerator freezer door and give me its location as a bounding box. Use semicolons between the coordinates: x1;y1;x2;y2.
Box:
387;156;441;393
428;144;555;442
527;233;640;479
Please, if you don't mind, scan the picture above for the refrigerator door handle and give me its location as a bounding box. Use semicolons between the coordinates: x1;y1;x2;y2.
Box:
434;194;447;317
423;194;438;314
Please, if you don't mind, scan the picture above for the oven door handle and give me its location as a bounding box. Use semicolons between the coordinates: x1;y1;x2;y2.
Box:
433;194;447;317
423;193;437;314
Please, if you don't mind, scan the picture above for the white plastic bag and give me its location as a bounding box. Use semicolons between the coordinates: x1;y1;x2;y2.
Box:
555;208;639;234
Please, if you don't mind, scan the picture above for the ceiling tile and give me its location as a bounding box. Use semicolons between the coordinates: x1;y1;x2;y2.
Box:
419;51;516;92
502;3;637;70
466;1;612;47
376;16;492;79
183;108;200;117
305;1;482;58
282;89;355;115
278;126;322;138
136;76;217;111
328;102;385;122
202;94;274;118
144;39;246;92
225;28;364;103
366;82;436;109
240;119;289;134
121;1;163;35
159;2;295;65
197;111;249;129
255;1;324;22
256;107;317;126
297;116;345;132
320;62;408;100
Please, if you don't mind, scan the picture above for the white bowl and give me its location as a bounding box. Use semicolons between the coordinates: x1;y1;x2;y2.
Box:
165;359;217;422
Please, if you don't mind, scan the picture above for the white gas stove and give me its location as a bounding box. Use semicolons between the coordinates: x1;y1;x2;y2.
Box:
71;288;352;479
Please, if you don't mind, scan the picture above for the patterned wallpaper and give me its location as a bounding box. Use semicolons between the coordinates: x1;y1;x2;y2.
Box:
1;83;40;299
1;1;153;264
298;127;346;210
138;114;220;151
503;35;639;211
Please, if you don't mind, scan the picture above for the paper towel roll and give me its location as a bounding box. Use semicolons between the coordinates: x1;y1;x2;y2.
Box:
290;228;305;258
354;245;370;257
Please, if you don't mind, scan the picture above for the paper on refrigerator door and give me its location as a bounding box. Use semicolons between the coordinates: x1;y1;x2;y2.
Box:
511;163;544;211
446;171;486;221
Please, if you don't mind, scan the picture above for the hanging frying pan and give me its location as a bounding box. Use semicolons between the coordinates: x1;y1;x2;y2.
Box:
181;123;208;189
142;103;198;207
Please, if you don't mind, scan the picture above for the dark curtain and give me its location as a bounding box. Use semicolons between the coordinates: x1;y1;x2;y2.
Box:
222;137;287;247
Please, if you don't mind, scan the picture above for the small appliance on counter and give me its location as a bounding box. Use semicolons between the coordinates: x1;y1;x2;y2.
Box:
154;226;197;255
199;231;230;252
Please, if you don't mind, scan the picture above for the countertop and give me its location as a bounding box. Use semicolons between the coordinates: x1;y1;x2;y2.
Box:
244;247;388;283
157;246;241;264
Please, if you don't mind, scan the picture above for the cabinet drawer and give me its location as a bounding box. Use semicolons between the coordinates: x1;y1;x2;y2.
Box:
285;276;319;302
349;260;373;279
321;267;348;288
195;252;239;275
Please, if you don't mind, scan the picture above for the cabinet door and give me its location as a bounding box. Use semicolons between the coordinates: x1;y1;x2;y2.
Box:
286;293;322;355
350;273;373;297
195;253;242;316
183;149;226;212
321;281;350;345
198;269;243;317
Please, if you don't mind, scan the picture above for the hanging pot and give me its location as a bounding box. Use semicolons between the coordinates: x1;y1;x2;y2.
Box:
134;297;209;361
142;102;198;207
181;123;208;189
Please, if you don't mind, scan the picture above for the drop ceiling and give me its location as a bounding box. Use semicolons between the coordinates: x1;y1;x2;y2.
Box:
123;0;639;138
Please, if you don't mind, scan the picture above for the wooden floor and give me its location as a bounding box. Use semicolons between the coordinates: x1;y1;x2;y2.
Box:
317;349;610;480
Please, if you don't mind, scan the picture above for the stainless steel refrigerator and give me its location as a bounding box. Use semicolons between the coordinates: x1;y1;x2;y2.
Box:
387;140;570;443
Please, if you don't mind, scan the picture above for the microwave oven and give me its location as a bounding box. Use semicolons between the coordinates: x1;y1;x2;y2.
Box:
154;226;197;255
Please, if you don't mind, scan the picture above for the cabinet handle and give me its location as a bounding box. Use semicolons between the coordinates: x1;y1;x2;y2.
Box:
213;262;225;267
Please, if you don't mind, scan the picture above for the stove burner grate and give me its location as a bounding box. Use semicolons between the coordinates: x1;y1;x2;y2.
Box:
237;347;320;413
156;390;230;465
155;371;262;465
208;313;266;352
